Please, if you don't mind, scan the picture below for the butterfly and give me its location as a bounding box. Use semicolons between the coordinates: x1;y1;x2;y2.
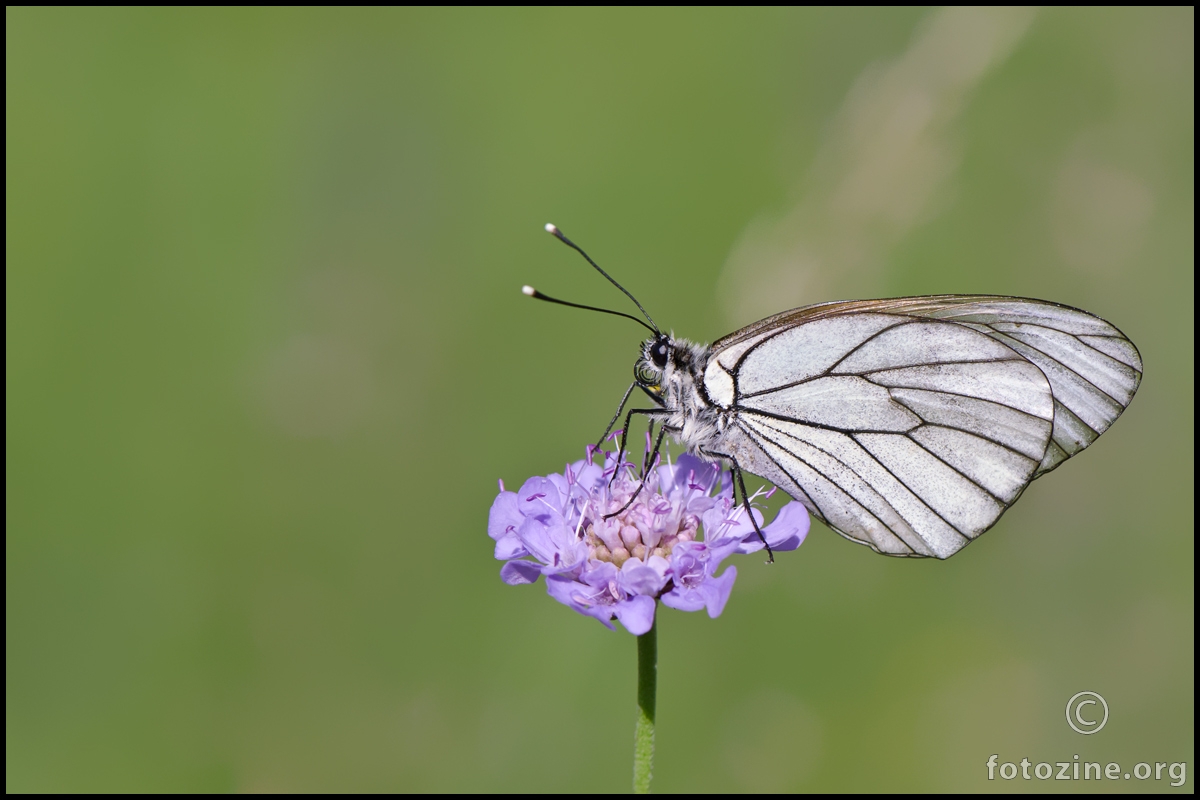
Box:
527;225;1142;560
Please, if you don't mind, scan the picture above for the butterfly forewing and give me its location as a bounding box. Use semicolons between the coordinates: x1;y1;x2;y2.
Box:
707;296;1141;559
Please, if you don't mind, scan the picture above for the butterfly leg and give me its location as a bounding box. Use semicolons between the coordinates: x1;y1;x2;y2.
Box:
611;407;667;484
642;419;658;474
731;460;774;564
594;381;637;453
603;418;670;520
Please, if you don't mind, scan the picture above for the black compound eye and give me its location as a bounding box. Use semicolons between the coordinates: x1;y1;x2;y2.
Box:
650;339;670;368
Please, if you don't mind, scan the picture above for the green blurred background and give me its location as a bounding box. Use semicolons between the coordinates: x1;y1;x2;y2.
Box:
6;7;1193;792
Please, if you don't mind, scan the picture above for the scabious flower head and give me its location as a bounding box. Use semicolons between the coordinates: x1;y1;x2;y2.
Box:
488;446;809;634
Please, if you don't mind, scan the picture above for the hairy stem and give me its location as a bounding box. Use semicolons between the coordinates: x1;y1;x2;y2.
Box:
634;615;657;793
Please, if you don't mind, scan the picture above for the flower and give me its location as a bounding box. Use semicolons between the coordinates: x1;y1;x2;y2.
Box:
488;446;809;634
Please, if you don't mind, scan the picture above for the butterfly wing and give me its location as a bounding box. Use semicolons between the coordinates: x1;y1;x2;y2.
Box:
704;296;1142;558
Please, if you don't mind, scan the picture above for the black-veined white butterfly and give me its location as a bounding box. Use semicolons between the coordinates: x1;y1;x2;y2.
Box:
527;224;1142;560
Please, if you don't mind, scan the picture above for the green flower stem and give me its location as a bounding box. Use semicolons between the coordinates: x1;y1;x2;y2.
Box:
634;614;657;794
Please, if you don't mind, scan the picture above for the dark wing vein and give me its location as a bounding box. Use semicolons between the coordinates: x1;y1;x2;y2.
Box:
888;395;1047;460
899;428;1008;506
736;419;921;554
985;327;1123;407
858;377;1049;419
823;322;912;375
727;421;830;525
740;354;1024;400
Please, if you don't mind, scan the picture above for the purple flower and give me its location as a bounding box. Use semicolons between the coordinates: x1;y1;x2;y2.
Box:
488;446;809;634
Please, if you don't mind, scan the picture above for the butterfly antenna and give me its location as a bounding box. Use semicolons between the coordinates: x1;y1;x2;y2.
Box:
544;223;660;334
522;286;657;334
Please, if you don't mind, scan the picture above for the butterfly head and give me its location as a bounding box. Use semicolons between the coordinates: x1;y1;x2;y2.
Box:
635;333;709;411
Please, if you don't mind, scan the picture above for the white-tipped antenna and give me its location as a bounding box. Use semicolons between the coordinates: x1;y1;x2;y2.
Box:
521;285;657;334
540;223;660;334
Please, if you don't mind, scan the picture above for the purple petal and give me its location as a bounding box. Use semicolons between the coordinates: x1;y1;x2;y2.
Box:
701;537;743;572
762;501;810;551
714;468;733;500
655;454;715;499
678;455;720;492
661;564;737;617
700;565;736;618
667;540;707;580
488;491;523;541
580;608;618;630
644;554;671;576
546;472;572;507
515;515;560;564
516;514;586;570
493;532;528;561
661;585;706;612
500;560;544;585
545;573;583;607
736;501;810;554
703;501;763;546
613;595;656;635
573;461;606;493
546;575;617;630
579;560;619;588
618;558;669;598
652;459;687;496
682;494;719;517
538;551;588;577
517;476;564;516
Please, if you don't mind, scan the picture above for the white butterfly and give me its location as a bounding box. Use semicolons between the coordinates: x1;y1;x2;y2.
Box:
529;226;1142;559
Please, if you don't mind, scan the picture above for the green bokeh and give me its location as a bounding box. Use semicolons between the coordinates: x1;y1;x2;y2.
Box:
7;7;1193;792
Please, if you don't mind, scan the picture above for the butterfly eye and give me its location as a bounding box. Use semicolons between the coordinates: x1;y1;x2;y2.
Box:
650;339;670;368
